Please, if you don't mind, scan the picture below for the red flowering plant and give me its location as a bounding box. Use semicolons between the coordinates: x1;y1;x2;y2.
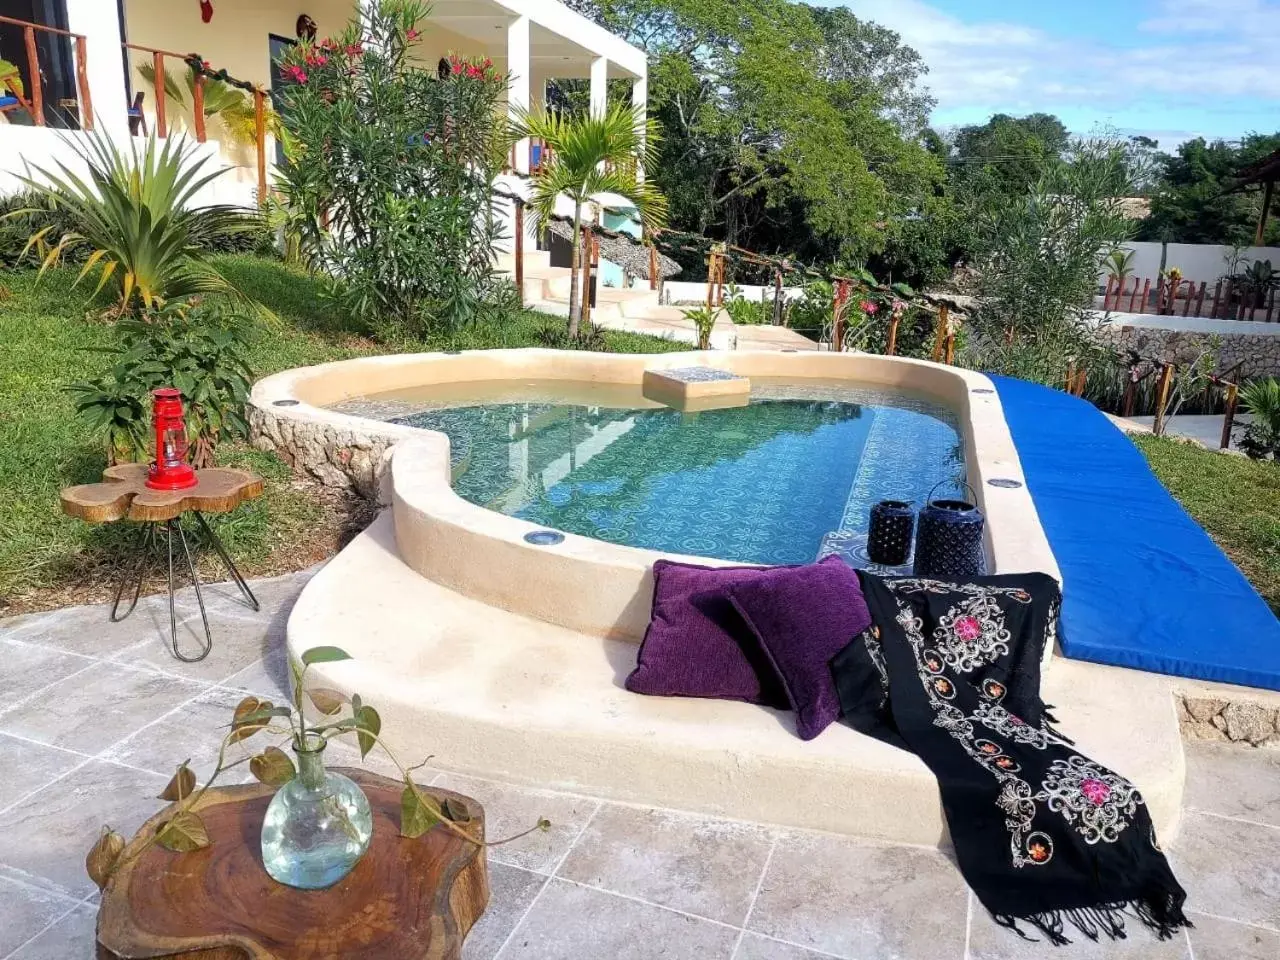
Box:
273;0;515;337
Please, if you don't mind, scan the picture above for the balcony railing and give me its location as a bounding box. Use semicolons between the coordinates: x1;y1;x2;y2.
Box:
0;14;92;129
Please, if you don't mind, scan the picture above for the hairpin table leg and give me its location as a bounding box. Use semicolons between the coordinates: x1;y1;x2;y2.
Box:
164;517;213;664
193;511;259;612
111;522;156;623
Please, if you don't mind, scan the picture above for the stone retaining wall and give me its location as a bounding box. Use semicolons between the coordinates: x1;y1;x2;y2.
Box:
1179;694;1280;748
248;401;413;503
1093;321;1280;378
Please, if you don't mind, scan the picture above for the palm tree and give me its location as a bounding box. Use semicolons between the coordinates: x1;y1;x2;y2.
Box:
1105;248;1136;284
513;103;667;338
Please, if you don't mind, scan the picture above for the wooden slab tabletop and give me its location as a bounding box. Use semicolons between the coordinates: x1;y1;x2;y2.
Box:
96;768;488;960
61;463;264;523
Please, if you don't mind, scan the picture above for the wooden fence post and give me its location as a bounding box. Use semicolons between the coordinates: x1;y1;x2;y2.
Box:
581;229;595;328
1194;281;1207;318
1121;369;1138;418
152;52;167;137
1073;369;1087;397
1129;277;1141;312
1065;361;1076;393
931;305;949;363
1103;276;1115;311
705;251;718;311
24;26;43;126
1138;278;1150;314
831;281;846;351
1210;280;1223;318
1153;363;1175;436
649;245;658;292
886;312;900;356
74;35;92;130
771;268;784;325
1221;382;1239;450
944;331;956;365
192;72;206;143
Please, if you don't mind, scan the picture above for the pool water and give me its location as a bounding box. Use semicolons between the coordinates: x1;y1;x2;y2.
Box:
385;380;964;566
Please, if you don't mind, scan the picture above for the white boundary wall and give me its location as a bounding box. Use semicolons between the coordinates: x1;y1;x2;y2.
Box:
1100;241;1280;287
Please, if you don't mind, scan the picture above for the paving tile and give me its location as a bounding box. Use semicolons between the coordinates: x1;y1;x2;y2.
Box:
747;831;968;960
732;933;832;960
462;861;547;960
1186;913;1280;960
113;598;288;686
9;902;97;960
432;773;599;875
100;686;266;783
0;661;207;755
496;878;738;959
0;876;81;956
0;640;95;707
221;645;293;702
324;735;426;782
0;734;86;811
1184;742;1280;828
559;803;775;925
1171;812;1280;929
0;759;166;898
1;598;176;659
967;894;1189;958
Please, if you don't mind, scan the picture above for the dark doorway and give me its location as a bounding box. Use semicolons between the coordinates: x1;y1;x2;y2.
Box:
267;33;295;166
0;0;80;128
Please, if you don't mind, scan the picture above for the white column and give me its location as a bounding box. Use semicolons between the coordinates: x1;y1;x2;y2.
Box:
507;15;531;174
589;57;608;119
632;73;648;183
65;0;130;141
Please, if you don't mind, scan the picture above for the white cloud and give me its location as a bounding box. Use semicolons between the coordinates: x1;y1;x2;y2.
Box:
840;0;1280;137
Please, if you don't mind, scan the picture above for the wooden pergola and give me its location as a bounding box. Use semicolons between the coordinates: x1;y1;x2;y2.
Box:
1231;147;1280;244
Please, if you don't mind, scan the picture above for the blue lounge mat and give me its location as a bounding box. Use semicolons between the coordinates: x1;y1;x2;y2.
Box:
991;374;1280;691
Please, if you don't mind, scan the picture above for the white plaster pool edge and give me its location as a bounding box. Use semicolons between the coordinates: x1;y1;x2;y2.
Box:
250;349;1060;647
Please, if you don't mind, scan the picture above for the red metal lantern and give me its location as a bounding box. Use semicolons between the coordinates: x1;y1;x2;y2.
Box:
146;388;198;491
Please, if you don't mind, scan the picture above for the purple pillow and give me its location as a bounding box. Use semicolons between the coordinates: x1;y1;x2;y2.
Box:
627;559;848;708
727;560;871;740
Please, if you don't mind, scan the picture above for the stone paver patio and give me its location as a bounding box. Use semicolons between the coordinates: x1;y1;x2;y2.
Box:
2;570;1279;959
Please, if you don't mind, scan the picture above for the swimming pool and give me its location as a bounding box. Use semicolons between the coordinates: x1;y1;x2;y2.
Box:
379;379;964;565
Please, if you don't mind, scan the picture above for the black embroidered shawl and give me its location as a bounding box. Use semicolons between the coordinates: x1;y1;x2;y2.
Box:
833;572;1190;945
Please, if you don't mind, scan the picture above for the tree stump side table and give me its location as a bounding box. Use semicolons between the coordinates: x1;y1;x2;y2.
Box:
96;769;489;960
60;463;265;663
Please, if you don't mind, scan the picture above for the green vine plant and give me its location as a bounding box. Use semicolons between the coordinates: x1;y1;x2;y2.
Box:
86;645;550;889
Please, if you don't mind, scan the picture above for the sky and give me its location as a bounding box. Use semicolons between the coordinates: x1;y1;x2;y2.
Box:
818;0;1280;149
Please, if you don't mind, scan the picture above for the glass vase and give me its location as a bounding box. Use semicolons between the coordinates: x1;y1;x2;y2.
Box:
260;739;373;889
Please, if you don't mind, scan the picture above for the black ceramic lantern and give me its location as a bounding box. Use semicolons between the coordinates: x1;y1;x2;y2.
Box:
914;482;985;579
868;500;915;566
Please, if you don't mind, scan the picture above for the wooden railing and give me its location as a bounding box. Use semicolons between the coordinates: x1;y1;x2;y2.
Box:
1103;274;1278;322
0;14;92;129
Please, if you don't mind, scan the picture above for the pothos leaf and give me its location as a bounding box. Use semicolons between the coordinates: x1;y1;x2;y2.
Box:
307;687;348;716
158;761;196;802
400;784;442;839
301;646;353;666
85;826;126;890
354;705;381;759
154;811;210;853
249;746;297;786
442;797;472;824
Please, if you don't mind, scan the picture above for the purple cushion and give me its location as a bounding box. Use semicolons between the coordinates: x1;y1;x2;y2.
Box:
727;560;871;740
626;559;849;707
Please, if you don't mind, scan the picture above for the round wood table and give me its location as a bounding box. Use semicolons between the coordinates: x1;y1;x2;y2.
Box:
60;464;264;662
95;769;489;959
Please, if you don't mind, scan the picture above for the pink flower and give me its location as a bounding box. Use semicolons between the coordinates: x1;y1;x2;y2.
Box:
406;28;420;41
345;42;364;56
860;300;879;316
284;65;308;84
305;53;328;67
953;615;982;642
1080;778;1111;806
483;57;493;68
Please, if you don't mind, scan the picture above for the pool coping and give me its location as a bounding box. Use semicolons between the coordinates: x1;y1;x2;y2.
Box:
250;349;1060;646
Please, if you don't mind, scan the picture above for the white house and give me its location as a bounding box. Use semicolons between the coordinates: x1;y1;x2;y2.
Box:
0;0;648;222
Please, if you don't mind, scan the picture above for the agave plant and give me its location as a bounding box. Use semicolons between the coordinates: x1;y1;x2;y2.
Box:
19;130;261;314
513;103;668;338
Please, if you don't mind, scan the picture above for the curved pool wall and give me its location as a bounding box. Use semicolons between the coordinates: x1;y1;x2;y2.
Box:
250;349;1060;647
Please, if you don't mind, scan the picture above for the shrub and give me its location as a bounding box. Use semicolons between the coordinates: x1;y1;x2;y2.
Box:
68;301;253;466
722;285;771;326
274;0;512;338
681;306;717;350
1239;377;1280;460
18;132;260;314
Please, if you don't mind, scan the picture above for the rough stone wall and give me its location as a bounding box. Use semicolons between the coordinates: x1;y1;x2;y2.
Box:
1094;324;1280;378
1179;695;1280;748
249;402;409;503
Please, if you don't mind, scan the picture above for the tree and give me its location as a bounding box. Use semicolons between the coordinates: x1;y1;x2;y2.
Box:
949;113;1071;201
274;1;512;337
1139;133;1280;246
567;0;945;268
514;103;667;338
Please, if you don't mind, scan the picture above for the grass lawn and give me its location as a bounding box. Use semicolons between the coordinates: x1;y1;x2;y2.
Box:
0;255;684;612
1135;434;1280;612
